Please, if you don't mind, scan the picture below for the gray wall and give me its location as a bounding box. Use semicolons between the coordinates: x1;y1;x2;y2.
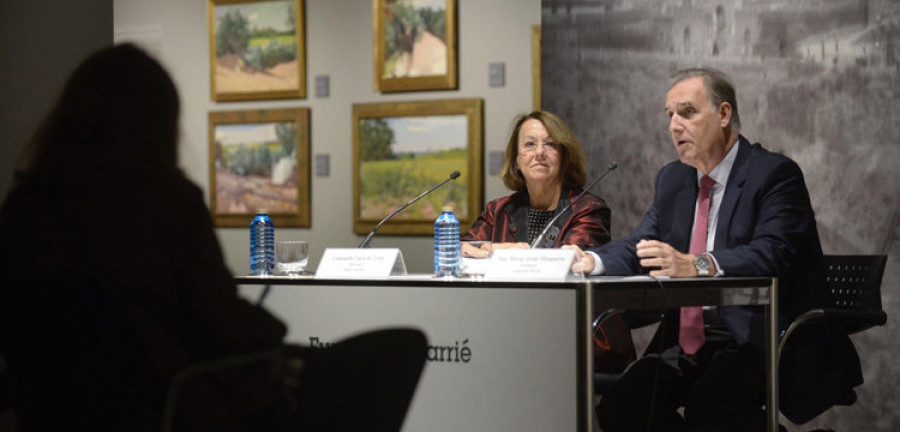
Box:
0;0;113;203
114;0;540;275
541;0;899;430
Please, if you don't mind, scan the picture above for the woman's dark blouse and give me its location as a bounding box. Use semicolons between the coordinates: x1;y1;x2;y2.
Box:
463;188;611;249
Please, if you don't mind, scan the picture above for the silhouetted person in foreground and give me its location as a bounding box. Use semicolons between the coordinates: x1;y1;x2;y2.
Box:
0;43;426;432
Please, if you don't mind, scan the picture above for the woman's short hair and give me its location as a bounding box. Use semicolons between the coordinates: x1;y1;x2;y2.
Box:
500;110;587;192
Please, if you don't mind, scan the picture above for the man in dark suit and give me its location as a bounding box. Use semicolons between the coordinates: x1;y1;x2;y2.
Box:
568;68;862;431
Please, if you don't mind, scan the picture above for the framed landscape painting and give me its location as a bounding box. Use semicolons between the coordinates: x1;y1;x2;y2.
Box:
373;0;457;92
352;98;483;235
209;108;310;228
208;0;306;101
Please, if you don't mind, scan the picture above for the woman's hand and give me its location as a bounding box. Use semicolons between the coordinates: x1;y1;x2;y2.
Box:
490;242;531;250
461;241;493;258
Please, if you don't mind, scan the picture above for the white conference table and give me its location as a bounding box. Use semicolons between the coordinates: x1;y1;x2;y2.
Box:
235;275;777;432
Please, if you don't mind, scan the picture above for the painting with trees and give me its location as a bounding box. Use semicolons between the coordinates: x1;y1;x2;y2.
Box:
373;0;457;92
208;0;306;101
208;108;310;228
352;99;483;236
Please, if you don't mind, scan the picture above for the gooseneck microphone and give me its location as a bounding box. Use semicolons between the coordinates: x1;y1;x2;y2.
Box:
358;170;461;248
530;162;618;248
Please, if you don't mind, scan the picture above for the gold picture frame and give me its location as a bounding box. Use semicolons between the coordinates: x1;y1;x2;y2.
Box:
352;98;483;235
208;0;306;101
372;0;458;92
208;108;311;228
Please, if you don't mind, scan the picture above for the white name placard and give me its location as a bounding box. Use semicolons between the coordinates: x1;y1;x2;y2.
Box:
485;248;576;281
315;248;407;278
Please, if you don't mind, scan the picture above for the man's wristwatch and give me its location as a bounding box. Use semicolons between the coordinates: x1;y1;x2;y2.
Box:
694;254;711;277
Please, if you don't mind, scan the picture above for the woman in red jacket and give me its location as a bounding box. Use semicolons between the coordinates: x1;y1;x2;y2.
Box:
463;110;635;373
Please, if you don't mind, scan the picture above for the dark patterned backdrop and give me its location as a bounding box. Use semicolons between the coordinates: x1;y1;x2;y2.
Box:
542;0;899;430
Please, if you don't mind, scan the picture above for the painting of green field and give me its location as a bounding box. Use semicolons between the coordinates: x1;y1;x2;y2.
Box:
359;114;468;221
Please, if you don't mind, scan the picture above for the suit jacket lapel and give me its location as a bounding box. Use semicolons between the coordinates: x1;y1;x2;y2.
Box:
715;137;753;347
670;169;697;253
715;136;750;250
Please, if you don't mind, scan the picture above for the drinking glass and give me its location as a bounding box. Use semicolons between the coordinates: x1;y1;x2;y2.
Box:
275;240;309;276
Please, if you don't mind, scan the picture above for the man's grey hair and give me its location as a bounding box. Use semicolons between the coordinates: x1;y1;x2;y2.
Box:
670;68;741;131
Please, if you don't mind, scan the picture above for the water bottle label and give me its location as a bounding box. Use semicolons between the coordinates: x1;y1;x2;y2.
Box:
250;214;275;276
434;212;460;277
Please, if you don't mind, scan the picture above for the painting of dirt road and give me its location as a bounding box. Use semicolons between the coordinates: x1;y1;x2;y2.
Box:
374;0;457;91
215;53;298;93
209;0;305;101
382;0;447;78
208;108;310;228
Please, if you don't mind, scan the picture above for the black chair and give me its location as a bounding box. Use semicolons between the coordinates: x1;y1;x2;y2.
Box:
0;354;10;410
160;328;428;432
592;308;626;393
778;254;888;357
592;309;661;393
593;255;889;396
776;254;888;426
0;353;15;432
160;349;282;432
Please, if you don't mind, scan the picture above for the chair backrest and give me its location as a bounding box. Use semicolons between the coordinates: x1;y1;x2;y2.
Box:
823;254;887;311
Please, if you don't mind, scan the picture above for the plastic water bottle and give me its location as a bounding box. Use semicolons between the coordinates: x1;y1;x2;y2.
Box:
250;210;275;276
434;206;460;277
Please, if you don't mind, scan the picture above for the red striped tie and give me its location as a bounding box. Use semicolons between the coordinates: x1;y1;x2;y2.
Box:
679;175;715;355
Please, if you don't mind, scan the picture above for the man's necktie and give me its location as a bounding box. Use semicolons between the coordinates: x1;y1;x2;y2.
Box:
679;175;715;355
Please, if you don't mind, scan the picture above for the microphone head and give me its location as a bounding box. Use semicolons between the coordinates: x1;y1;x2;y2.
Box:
608;161;618;171
449;170;461;180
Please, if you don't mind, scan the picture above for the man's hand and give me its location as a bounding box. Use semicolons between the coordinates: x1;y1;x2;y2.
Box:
563;245;595;274
636;239;708;277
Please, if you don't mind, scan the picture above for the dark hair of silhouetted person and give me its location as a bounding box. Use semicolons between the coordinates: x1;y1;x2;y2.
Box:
19;43;180;191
